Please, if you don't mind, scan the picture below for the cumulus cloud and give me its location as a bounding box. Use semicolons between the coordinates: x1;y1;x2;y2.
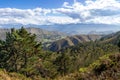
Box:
0;8;80;25
56;0;120;24
0;0;120;25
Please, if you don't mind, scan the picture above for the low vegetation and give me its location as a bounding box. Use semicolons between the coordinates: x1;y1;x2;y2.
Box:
0;69;31;80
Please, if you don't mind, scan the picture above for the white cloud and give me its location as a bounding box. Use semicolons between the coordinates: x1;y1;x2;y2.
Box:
0;0;120;25
86;15;120;24
47;16;80;24
0;7;80;25
56;0;120;24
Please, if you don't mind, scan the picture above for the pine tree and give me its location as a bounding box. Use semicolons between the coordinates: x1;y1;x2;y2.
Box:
0;27;42;75
54;49;72;76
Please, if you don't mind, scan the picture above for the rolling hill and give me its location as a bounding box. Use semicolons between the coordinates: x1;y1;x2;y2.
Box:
48;30;120;52
49;35;102;51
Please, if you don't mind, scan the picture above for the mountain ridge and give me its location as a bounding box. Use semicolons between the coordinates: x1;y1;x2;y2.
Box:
49;34;102;51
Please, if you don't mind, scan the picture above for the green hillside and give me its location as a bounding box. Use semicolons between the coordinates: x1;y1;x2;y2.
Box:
0;27;120;80
59;53;120;80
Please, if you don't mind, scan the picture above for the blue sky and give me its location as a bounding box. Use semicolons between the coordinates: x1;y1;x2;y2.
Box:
0;0;120;31
0;0;76;9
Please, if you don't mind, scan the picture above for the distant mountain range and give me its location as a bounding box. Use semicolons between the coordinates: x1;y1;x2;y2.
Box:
88;31;114;35
0;27;66;43
0;23;119;35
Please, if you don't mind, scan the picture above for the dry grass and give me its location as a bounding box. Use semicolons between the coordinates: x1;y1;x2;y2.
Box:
0;69;31;80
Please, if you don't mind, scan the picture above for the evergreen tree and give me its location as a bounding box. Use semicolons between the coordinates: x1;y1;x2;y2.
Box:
0;27;42;76
54;49;72;76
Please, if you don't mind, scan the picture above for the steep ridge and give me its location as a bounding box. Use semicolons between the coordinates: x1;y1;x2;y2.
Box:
49;35;102;51
100;31;120;44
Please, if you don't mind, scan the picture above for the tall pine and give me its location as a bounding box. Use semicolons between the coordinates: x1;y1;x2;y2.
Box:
0;27;42;76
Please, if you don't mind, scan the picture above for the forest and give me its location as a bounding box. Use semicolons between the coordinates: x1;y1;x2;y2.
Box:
0;27;120;80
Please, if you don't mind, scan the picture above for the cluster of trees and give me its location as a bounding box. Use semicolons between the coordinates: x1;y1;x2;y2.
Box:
0;27;43;79
0;27;59;79
0;27;119;80
54;42;119;76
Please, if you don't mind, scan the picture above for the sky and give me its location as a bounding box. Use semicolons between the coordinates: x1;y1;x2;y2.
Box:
0;0;120;29
0;0;85;9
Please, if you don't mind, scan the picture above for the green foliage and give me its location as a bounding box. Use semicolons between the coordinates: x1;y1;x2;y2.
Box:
0;27;59;79
54;41;119;76
80;53;120;80
0;27;42;78
58;53;120;80
54;49;73;76
79;68;87;73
